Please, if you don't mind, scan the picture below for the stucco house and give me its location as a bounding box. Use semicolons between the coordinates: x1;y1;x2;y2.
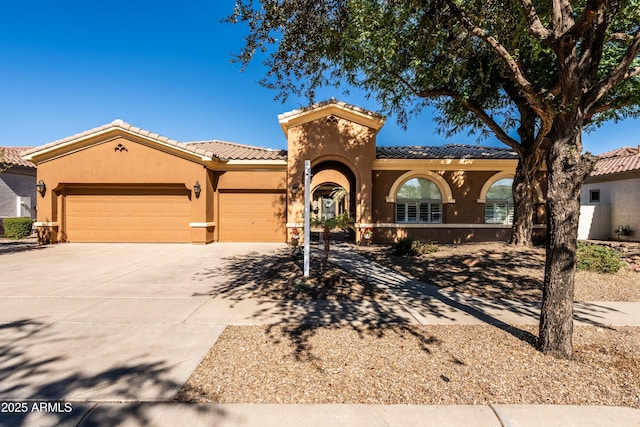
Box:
579;146;640;242
22;100;546;244
1;147;36;231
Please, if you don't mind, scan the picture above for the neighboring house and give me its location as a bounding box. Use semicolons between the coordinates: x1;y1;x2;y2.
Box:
579;146;640;242
22;100;546;244
1;147;36;229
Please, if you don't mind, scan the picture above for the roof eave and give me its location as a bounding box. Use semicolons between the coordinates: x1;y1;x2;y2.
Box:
278;101;385;138
23;124;222;165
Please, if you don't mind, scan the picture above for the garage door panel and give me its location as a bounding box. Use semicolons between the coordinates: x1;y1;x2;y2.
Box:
65;189;191;243
219;192;285;242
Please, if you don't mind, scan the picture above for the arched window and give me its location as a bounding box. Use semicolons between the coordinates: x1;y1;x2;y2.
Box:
396;178;442;223
485;178;514;224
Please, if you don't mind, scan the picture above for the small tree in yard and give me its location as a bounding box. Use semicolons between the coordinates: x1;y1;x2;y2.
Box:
311;212;354;272
229;0;640;358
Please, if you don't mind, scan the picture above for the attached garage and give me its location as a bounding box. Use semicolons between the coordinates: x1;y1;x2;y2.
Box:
64;186;192;243
218;191;286;242
23;119;288;244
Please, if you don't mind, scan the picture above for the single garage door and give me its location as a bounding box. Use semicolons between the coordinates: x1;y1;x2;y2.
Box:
218;192;286;242
65;187;191;242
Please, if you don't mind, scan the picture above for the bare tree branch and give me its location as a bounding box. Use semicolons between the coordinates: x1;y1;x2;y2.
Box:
394;71;522;152
577;2;610;81
623;65;640;80
444;0;550;121
418;87;522;153
584;29;640;113
550;0;575;36
565;0;607;40
584;98;639;123
519;0;552;41
609;33;633;42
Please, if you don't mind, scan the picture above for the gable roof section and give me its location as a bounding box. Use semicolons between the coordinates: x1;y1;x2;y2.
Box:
1;147;35;168
591;147;640;177
21;119;216;163
21;120;285;164
377;144;518;160
278;98;385;137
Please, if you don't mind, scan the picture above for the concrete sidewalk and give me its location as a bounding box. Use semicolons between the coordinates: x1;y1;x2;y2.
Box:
2;402;639;427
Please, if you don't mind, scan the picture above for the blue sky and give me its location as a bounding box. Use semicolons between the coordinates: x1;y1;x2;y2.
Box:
1;1;637;155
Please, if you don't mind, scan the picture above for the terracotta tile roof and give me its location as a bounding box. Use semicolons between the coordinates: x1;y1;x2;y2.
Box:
376;144;518;159
21;119;195;159
1;146;35;168
278;98;385;122
598;146;640;159
185;141;287;161
591;147;640;177
22;120;287;163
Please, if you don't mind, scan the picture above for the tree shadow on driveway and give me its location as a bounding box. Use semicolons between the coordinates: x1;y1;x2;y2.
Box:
0;319;222;426
0;239;46;255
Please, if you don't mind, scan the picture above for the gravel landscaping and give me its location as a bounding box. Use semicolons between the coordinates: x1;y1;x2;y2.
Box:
177;241;639;407
177;324;639;407
356;242;640;302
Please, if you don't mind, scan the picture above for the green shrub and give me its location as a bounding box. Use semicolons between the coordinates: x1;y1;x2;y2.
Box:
392;237;438;256
576;242;621;274
2;217;33;240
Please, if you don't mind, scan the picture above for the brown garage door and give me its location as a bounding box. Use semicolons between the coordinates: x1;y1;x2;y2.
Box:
65;187;191;243
218;192;286;242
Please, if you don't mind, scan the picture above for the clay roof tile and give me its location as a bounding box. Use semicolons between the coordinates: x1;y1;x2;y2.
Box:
1;146;36;168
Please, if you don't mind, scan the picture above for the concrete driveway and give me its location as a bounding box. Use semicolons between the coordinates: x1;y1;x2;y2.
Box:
0;242;285;401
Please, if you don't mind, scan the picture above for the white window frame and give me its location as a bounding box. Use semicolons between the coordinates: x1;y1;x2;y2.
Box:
396;200;442;224
485;200;514;224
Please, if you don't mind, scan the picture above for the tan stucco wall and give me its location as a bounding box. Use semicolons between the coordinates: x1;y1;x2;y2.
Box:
310;169;351;194
372;169;499;224
216;169;286;190
286;116;377;231
371;167;547;244
35;135;213;243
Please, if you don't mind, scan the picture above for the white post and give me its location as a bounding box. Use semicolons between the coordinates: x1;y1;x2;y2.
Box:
303;160;311;277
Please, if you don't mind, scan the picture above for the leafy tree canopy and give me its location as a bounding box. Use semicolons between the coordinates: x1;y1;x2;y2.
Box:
229;0;640;152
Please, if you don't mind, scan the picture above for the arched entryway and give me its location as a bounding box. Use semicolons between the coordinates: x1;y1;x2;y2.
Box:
310;160;357;240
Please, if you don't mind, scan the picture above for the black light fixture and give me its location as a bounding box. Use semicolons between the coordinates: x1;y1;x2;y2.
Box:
36;180;46;197
291;182;299;196
194;181;201;199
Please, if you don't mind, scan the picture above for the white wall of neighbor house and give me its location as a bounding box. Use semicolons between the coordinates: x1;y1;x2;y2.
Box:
579;178;640;242
0;171;36;219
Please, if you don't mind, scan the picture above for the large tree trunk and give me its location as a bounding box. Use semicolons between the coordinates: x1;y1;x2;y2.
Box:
538;129;596;358
510;148;545;246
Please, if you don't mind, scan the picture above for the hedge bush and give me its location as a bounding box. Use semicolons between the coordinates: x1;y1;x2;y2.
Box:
576;242;621;274
2;217;33;240
392;237;438;256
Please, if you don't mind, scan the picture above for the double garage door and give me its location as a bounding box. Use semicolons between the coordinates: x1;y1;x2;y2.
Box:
64;187;286;243
65;187;192;243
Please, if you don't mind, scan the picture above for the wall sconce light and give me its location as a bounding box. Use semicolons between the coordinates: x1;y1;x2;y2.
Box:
193;181;201;199
36;180;46;197
291;182;300;196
